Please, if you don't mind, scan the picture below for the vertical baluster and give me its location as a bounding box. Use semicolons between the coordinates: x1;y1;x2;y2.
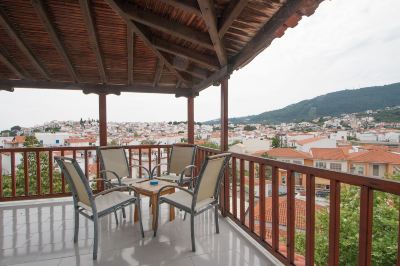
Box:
148;148;152;174
84;150;89;178
306;174;315;266
329;179;341;266
73;150;76;160
128;148;132;177
397;206;400;266
249;161;255;232
272;166;279;251
36;151;41;195
259;163;266;241
139;148;142;177
287;170;295;263
61;150;65;193
0;153;2;198
232;158;237;218
358;186;373;266
11;151;16;197
240;159;245;224
24;151;29;196
49;151;53;195
157;147;161;176
96;153;101;191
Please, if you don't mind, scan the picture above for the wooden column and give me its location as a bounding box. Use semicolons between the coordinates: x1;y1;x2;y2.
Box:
187;96;195;144
220;78;228;151
99;93;107;146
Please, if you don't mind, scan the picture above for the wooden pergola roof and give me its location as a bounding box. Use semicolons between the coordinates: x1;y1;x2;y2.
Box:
0;0;323;97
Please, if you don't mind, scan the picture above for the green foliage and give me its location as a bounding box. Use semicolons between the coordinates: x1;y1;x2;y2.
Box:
243;125;257;131
211;82;400;124
271;136;281;148
295;175;400;265
200;142;220;150
140;139;157;145
373;108;400;122
229;140;242;147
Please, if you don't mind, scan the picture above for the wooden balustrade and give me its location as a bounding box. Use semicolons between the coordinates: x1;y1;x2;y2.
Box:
1;144;400;265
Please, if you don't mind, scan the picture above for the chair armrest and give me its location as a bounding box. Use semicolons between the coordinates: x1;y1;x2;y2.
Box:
90;178;113;186
129;164;151;178
99;170;122;183
157;184;194;199
179;165;197;184
94;185;141;198
150;163;168;177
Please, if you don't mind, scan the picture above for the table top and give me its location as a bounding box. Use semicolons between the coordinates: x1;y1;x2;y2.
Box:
131;179;174;195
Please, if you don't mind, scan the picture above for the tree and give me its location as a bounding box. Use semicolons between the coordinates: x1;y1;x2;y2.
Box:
271;135;281;148
200;141;220;150
295;174;400;265
243;125;256;131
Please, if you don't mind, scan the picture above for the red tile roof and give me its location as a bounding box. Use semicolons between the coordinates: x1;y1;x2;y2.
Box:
296;137;326;145
65;138;96;144
254;148;312;159
311;148;348;160
347;150;400;164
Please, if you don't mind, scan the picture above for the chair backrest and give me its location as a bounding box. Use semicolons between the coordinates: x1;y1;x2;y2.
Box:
55;156;94;209
193;153;231;207
168;144;197;175
97;147;130;180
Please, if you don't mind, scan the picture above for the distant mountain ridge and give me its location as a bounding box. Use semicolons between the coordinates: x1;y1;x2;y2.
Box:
205;82;400;124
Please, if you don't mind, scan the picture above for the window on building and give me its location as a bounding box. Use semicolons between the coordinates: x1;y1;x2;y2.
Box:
330;163;342;172
55;140;59;144
356;165;364;175
281;176;286;185
280;159;290;163
372;165;379;176
316;161;326;169
293;160;303;165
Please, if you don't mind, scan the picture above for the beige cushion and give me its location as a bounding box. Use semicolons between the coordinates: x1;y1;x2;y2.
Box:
120;177;141;186
78;191;135;214
161;190;215;212
157;174;191;183
64;161;91;207
169;146;195;175
196;157;225;202
100;148;130;180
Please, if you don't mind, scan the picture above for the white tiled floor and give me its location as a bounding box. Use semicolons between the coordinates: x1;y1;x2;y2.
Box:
0;198;276;266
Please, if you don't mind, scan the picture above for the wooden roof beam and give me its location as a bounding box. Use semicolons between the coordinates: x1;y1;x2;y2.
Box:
0;79;193;96
175;64;209;80
197;0;227;66
127;27;135;85
0;8;50;80
218;0;248;38
0;47;29;79
152;38;219;70
105;0;190;86
152;59;164;87
119;2;213;50
32;0;79;83
157;0;202;17
233;0;304;69
79;0;107;83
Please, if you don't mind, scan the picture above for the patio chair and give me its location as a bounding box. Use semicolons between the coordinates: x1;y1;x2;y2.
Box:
150;144;197;187
153;153;231;252
55;156;144;260
97;147;151;188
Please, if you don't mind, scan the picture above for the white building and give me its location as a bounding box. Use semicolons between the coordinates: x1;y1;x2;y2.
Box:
35;132;72;147
296;137;336;152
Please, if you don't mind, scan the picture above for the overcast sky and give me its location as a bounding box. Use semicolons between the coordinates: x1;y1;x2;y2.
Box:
1;0;399;130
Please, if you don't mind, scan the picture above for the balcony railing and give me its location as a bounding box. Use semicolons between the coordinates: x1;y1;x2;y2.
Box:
1;144;400;265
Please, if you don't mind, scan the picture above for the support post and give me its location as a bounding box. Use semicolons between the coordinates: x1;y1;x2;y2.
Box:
220;78;229;217
99;93;107;146
187;96;194;144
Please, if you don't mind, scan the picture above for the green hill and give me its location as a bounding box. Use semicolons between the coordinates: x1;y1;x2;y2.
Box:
206;82;400;124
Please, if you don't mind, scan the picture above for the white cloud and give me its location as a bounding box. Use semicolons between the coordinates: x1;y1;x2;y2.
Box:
0;0;399;130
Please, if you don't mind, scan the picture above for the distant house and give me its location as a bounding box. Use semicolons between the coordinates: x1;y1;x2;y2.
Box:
3;136;26;148
64;137;97;147
295;137;336;152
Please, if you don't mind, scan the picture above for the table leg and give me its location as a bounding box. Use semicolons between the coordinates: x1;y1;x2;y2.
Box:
151;195;157;230
134;204;138;222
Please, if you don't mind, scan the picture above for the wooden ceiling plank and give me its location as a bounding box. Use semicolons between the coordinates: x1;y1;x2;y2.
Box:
127;27;135;85
152;38;219;70
119;2;213;50
79;0;107;83
175;64;209;79
104;0;190;86
32;0;79;82
157;0;201;16
0;8;50;80
233;0;304;69
0;79;192;96
0;47;29;79
152;59;164;87
218;0;248;38
197;0;227;66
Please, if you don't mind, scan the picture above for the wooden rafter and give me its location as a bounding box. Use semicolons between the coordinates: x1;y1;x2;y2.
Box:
0;47;28;79
152;59;164;87
0;79;193;96
233;0;304;69
157;0;201;16
127;26;135;85
79;0;107;83
175;64;209;80
32;0;79;82
192;65;228;93
218;0;248;38
0;8;50;80
104;0;190;86
197;0;227;66
152;37;219;70
119;2;213;50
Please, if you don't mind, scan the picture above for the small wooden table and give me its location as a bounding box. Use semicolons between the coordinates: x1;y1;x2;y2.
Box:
132;179;175;230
